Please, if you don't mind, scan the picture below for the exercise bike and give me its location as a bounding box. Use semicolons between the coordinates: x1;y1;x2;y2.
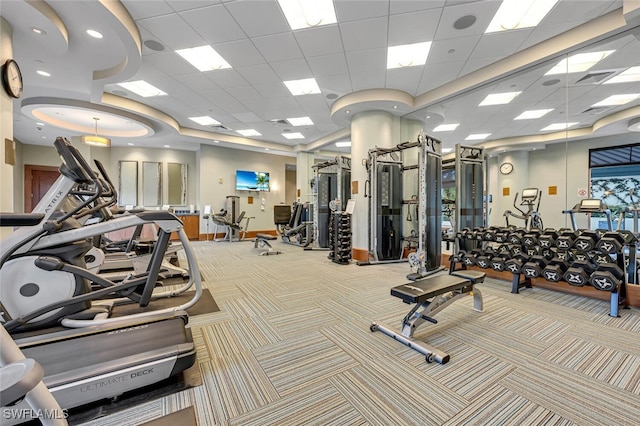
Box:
503;188;543;231
1;137;202;421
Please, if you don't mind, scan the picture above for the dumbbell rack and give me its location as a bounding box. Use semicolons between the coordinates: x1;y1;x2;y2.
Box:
328;212;351;265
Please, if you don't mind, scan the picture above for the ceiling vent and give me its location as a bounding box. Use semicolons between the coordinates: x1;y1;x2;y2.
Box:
574;69;622;85
269;119;289;127
211;125;232;132
580;106;612;115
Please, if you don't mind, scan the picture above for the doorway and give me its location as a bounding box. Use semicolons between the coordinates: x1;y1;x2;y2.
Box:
24;165;60;212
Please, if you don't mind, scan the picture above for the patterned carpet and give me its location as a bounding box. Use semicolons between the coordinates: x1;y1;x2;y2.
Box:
78;240;640;426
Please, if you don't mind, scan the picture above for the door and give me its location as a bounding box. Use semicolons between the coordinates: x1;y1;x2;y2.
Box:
24;165;60;212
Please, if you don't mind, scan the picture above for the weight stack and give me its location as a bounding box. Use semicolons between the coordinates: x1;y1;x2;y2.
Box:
330;212;352;265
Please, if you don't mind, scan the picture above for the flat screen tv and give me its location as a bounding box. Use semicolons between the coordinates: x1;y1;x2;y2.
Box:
236;170;270;191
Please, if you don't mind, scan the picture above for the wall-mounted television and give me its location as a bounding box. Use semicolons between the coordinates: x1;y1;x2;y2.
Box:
236;170;270;191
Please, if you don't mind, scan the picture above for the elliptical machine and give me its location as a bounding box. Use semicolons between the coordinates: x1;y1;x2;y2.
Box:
503;188;543;230
1;137;202;421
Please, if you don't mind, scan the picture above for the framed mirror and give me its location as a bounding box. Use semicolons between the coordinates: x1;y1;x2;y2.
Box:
142;161;162;206
118;161;138;206
167;162;188;205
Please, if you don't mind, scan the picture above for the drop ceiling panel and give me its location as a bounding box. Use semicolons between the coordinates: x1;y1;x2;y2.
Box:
137;14;204;50
270;59;313;80
345;48;386;74
252;33;304;62
236;64;281;85
434;1;500;40
316;75;353;96
520;22;580;50
471;30;533;60
166;0;222;12
307;54;349;77
253;82;292;99
120;0;173;20
233;112;263;123
179;4;246;44
294;26;344;57
390;0;445;15
388;9;442;46
541;0;619;27
226;86;265;103
335;0;390;22
224;1;290;37
214;39;266;68
350;70;386;91
459;56;503;77
386;67;424;94
416;61;466;93
429;35;481;64
340;17;389;52
143;51;196;77
174;73;222;93
200;89;247;113
205;69;250;88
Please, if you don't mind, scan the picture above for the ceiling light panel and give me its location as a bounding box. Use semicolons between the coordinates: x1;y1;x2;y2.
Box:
545;50;615;75
514;109;554;120
387;42;432;69
176;45;232;71
591;94;640;107
283;78;321;95
335;141;351;147
541;122;579;131
118;80;167;97
465;133;491;140
278;0;337;30
287;116;314;126
486;0;559;33
237;129;261;136
479;91;521;106
282;132;305;139
604;66;640;84
432;123;460;132
189;116;221;126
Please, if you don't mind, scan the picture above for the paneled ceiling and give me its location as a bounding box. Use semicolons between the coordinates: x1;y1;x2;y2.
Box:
3;0;639;157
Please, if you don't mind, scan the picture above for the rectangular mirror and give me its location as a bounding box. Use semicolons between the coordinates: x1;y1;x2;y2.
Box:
142;161;162;206
118;161;138;206
167;162;187;205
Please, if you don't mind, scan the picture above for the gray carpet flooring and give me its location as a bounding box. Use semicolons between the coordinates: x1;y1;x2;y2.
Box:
78;240;640;426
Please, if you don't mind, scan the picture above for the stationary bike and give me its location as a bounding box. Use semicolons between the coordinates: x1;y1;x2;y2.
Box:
503;188;543;231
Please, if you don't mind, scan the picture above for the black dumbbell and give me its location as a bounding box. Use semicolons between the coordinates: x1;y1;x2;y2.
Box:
591;251;614;266
490;246;512;272
475;247;497;269
563;259;596;286
590;263;624;291
508;229;526;245
556;229;579;250
505;254;529;274
542;258;571;282
494;228;511;243
522;255;550;278
538;229;559;250
573;230;600;252
521;229;542;248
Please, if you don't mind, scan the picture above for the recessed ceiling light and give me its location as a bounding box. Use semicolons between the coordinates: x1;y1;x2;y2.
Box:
31;27;46;36
335;141;351;147
176;45;231;71
128;143;134;146
265;148;270;151
117;80;167;97
541;122;579;131
479;91;521;106
442;148;453;153
387;41;432;69
514;109;554;120
278;0;337;30
604;66;640;84
164;145;170;148
486;0;559;33
37;70;51;77
345;110;350;114
454;15;477;30
393;105;398;109
433;123;460;132
465;133;491;140
283;78;321;96
189;116;221;126
213;140;220;143
287;116;313;126
237;129;261;137
282;132;304;139
36;122;45;126
86;29;103;39
592;94;640;107
545;50;615;75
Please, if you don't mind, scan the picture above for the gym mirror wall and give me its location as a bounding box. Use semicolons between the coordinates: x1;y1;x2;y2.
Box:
118;161;138;207
142;161;162;207
167;162;187;206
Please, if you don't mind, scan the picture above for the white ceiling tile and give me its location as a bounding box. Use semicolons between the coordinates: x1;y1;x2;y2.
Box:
214;39;266;67
471;30;532;60
270;59;313;80
121;0;174;20
138;14;204;50
252;33;304;62
350;70;386;91
307;54;349;77
201;89;247;113
459;56;502;77
254;82;292;98
205;69;249;88
520;22;578;50
224;0;290;37
174;73;222;93
542;0;618;27
386;67;423;94
390;0;445;15
232;112;263;123
388;9;442;46
144;51;196;77
167;1;222;12
335;0;390;22
294;26;344;57
226;86;264;103
429;35;481;64
416;61;465;93
179;4;246;43
316;75;353;96
340;17;388;52
345;48;386;74
434;1;500;40
236;64;281;85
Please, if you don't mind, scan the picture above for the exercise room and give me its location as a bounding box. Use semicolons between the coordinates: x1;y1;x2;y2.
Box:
1;1;640;425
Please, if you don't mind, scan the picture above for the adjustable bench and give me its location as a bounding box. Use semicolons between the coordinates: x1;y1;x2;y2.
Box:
254;233;281;256
371;272;484;364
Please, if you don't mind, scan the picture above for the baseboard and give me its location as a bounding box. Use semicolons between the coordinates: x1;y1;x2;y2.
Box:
352;247;369;263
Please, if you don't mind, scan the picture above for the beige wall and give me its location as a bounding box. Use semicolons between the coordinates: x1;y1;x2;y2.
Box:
285;168;296;205
1;17;14;233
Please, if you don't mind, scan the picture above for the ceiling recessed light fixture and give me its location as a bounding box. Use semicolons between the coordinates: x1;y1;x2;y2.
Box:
237;129;261;137
433;123;460;132
189;116;221;126
287;116;313;126
465;133;491;140
128;143;134;146
486;0;559;33
37;70;51;77
265;148;270;151
479;91;521;106
117;80;167;97
36;122;45;126
604;66;640;84
541;122;579;131
31;27;46;36
282;132;304;139
514;109;554;120
387;41;432;69
278;0;337;30
176;45;231;71
545;50;615;75
345;110;350;114
86;29;103;39
335;141;351;148
164;145;170;148
284;78;321;96
592;93;640;107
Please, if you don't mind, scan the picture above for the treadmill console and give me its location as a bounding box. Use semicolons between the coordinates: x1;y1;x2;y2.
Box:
521;188;539;202
579;199;604;211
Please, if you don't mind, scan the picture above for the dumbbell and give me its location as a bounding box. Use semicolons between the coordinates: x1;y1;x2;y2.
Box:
590;263;624;291
538;229;559;250
482;227;499;242
507;229;526;245
596;230;636;254
563;259;597;286
494;228;511;243
475;247;497;269
490;245;513;272
591;251;614;266
556;229;579;250
505;254;529;274
542;258;572;282
522;255;550;278
521;229;542;248
573;230;601;252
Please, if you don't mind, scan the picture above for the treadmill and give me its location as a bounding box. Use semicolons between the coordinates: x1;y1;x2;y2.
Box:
563;198;612;230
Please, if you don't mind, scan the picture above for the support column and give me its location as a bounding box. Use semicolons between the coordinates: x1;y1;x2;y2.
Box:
1;17;14;236
296;152;314;203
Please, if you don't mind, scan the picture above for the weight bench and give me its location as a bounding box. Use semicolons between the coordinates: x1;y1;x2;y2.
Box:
371;272;484;364
254;233;281;256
